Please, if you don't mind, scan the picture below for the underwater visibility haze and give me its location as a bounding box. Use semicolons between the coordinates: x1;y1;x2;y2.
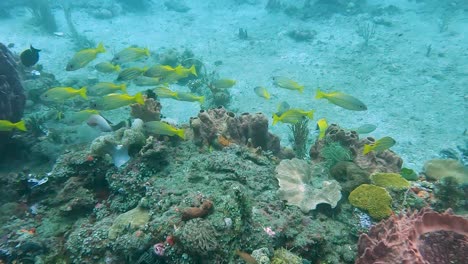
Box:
0;0;467;263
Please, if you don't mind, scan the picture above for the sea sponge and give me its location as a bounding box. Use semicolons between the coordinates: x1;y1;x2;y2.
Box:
349;184;392;220
370;172;410;191
423;159;468;185
275;158;342;213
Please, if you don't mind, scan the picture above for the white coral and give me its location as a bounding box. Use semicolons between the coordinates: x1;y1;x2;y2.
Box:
275;158;342;213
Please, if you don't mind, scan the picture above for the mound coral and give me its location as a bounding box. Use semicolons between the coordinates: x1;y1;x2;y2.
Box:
370;172;410;191
423;159;468;184
275;158;342;213
356;208;468;264
176;218;219;256
349;184;392;220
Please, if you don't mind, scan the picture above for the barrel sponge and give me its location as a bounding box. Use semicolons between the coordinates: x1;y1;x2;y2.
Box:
370;172;410;191
349;184;392;220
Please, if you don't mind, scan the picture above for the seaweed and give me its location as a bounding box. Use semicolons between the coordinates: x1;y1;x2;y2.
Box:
356;22;376;47
26;0;57;34
320;141;352;169
288;118;310;159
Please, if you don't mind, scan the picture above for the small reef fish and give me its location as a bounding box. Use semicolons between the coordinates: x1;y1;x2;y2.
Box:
40;87;87;102
62;109;99;125
112;47;150;64
272;76;304;93
66;43;106;71
117;66;148;81
153;86;178;99
272;109;314;125
172;65;198;78
315;89;367;111
133;76;162;86
144;65;176;78
144;121;185;139
175;92;205;104
0;119;27;132
235;250;258;264
363;136;396;155
211;78;236;89
86;114;112;132
91;92;144;111
89;82;127;95
317;118;328;139
354;124;377;134
20;45;40;67
253;86;270;99
95;62;121;73
276;101;290;116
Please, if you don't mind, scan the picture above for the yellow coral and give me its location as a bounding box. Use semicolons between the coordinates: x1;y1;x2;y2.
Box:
349;184;392;220
370;172;410;191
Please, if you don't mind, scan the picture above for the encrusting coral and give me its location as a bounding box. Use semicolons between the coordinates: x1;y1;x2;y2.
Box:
108;198;150;239
348;184;393;220
370;172;410;191
275;158;342;213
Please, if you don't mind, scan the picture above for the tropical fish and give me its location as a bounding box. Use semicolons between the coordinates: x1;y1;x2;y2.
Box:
95;62;121;73
253;86;270;99
175;92;205;104
317;118;328;139
116;67;148;81
144;121;185;139
272;76;304;93
363;136;396;155
62;109;99;125
86;114;112;132
315;89;367;111
112;47;150;64
144;65;175;78
153;86;178;99
20;45;40;67
211;78;236;89
89;82;127;95
276;101;290;116
40;87;87;102
173;65;197;77
272;109;314;125
66;43;106;71
354;124;377;134
91;92;144;111
0;120;27;132
133;76;162;86
235;250;258;264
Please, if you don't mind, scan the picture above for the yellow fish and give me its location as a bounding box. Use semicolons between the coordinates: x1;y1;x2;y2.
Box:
66;43;106;71
117;67;148;81
143;121;185;139
92;92;144;111
315;89;367;111
272;109;314;125
95;62;121;73
153;86;178;99
272;76;304;93
133;76;162;86
211;78;236;89
363;136;396;155
89;82;127;95
40;87;87;102
316;118;328;139
253;86;270;99
0;119;27;132
112;47;150;64
144;65;176;78
175;92;205;104
174;65;197;77
62;109;99;125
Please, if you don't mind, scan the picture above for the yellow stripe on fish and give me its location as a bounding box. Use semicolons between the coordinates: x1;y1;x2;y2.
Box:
40;87;87;102
317;118;328;140
272;76;304;93
272;108;314;125
0;119;27;132
112;47;150;64
315;89;367;111
66;43;106;71
91;92;145;111
95;62;121;73
144;121;185;139
253;86;270;99
89;82;126;95
117;66;148;81
363;136;396;155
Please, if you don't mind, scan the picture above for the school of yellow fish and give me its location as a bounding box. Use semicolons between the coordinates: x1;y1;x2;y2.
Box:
2;42;396;154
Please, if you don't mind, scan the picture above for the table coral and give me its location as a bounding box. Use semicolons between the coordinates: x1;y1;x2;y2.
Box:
275;158;342;213
348;184;392;220
370;172;410;191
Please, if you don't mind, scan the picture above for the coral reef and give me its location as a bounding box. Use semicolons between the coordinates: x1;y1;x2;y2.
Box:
310;124;403;174
190;107;283;155
176;218;219;256
130;97;161;122
108;199;150;239
356;208;468;264
370;172;410;191
181;199;213;221
349;184;393;220
433;176;465;212
288;118;309;159
275;158;342;213
330;161;370;194
423;159;468;184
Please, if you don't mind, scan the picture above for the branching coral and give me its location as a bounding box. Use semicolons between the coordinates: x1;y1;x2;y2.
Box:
349;184;392;220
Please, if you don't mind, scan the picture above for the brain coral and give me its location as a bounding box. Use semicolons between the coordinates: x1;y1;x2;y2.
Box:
370;172;410;191
349;184;392;220
275;158;342;213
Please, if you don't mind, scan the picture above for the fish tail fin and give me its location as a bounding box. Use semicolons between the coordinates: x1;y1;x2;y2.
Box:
142;66;149;73
15;120;27;131
189;65;198;77
134;92;145;105
114;65;121;72
272;114;280;125
96;42;106;53
120;84;127;93
177;129;186;140
306;110;315;119
198;96;205;104
315;88;325;99
363;144;372;155
144;47;150;57
79;87;88;99
264;90;271;100
298;85;305;93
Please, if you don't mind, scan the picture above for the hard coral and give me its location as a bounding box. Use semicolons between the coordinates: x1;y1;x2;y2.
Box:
370;172;410;191
181;200;213;221
176;218;219;256
190;107;281;154
349;184;392;220
356;208;468;264
310;124;403;174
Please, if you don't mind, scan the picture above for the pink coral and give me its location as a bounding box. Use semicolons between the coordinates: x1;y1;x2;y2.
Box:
356;208;468;264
